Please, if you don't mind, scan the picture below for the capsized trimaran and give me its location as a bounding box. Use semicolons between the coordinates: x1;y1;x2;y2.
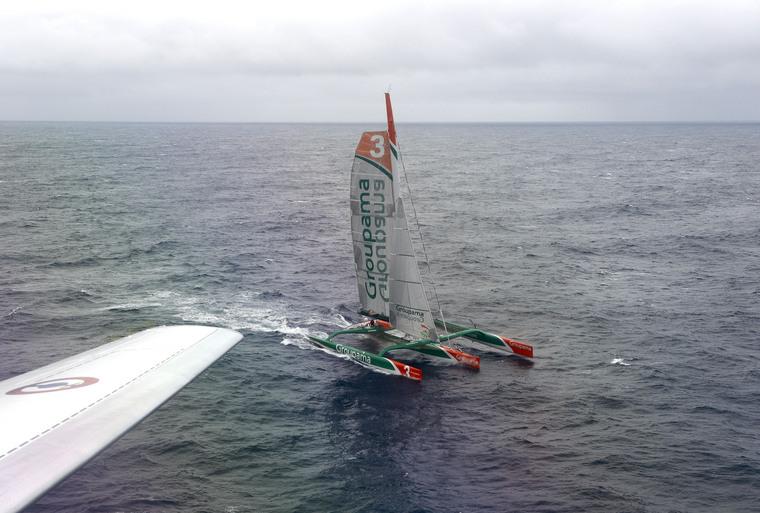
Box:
308;94;533;381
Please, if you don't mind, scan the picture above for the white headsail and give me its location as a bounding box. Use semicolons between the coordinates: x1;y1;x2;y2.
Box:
384;93;438;340
389;196;439;340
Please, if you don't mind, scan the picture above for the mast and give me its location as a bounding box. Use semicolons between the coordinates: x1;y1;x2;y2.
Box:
385;92;397;147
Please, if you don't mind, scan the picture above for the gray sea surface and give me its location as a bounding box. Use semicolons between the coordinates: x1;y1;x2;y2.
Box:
1;121;759;512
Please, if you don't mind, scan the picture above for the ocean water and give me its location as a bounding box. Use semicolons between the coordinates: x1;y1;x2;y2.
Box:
1;121;759;513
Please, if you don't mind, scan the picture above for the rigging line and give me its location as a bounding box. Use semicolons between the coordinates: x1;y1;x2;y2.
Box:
396;144;449;337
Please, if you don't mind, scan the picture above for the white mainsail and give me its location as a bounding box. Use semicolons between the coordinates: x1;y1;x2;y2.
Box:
350;130;395;317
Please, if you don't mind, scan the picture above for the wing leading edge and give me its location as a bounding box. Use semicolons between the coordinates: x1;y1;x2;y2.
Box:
0;325;243;513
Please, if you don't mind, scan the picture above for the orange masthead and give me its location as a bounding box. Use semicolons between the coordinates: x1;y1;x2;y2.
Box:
384;93;397;147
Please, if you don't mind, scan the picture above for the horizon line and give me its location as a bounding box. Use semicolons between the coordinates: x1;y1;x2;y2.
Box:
2;119;759;125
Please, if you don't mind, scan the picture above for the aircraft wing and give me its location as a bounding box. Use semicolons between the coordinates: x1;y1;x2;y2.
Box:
0;325;243;513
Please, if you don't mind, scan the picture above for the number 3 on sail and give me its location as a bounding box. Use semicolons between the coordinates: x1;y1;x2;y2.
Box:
308;93;534;382
369;134;385;158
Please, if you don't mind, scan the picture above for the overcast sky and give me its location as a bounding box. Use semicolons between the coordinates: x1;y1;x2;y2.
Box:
1;0;759;122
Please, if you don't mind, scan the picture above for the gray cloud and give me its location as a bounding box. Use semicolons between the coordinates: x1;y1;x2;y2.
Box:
1;1;759;121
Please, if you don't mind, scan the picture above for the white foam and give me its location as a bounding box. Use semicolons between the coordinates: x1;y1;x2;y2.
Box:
102;302;163;311
176;300;309;335
610;358;631;366
3;305;23;318
140;290;338;336
333;313;352;327
116;290;351;352
281;330;328;350
281;337;313;350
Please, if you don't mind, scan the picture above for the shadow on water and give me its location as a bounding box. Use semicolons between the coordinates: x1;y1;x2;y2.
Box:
314;373;429;513
505;354;535;368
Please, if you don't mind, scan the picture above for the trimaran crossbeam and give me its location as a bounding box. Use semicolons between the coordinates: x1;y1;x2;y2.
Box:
309;94;534;381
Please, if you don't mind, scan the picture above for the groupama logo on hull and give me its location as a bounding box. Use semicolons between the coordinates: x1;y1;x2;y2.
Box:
335;344;372;365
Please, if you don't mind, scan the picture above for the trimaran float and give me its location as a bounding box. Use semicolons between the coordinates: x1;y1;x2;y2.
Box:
309;94;534;381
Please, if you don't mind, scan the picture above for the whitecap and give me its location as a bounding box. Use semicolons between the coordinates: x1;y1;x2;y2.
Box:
102;302;163;311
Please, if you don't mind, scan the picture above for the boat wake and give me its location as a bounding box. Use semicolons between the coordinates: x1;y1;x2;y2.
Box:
107;290;351;348
280;314;352;350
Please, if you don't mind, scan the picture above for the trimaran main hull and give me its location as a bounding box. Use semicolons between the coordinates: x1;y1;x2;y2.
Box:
308;325;423;381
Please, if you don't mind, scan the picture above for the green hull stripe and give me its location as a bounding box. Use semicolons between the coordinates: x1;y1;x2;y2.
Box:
355;154;392;180
408;344;450;359
309;335;396;372
434;320;505;347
